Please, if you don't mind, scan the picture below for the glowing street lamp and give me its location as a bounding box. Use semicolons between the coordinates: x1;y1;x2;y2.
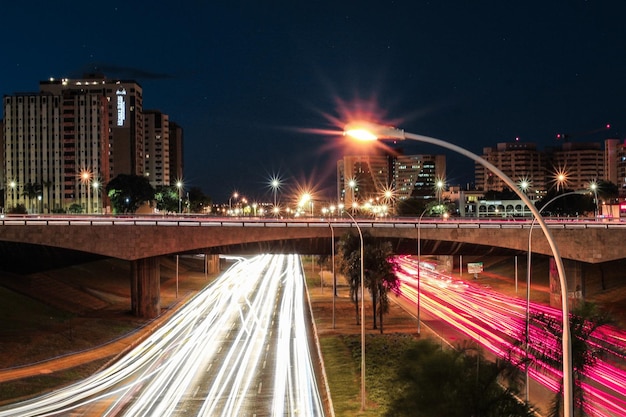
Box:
93;180;100;214
342;210;366;411
435;178;445;204
416;206;429;335
80;170;93;214
348;178;357;213
589;181;599;219
229;191;239;214
344;121;574;417
554;169;568;192
176;181;183;213
300;192;313;217
9;181;16;206
270;177;281;207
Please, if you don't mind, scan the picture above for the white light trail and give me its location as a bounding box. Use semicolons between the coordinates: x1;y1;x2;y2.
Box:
0;254;325;417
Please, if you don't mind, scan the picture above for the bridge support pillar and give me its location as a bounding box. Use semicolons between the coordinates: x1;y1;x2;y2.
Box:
205;254;220;274
131;257;161;318
549;258;584;309
436;255;454;273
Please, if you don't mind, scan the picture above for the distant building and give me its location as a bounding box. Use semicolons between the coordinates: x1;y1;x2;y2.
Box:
394;154;446;200
2;75;182;213
337;152;446;212
3;90;109;213
548;141;603;191
144;110;170;187
475;142;545;196
39;75;144;179
169;121;184;184
604;139;626;194
476;140;608;196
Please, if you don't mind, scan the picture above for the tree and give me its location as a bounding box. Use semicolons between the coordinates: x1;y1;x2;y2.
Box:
385;339;536;417
337;231;400;331
525;302;614;417
535;189;594;217
106;174;155;214
154;185;180;213
187;186;212;213
595;180;619;204
22;182;42;213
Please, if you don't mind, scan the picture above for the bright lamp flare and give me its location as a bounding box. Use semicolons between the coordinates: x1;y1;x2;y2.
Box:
344;128;377;141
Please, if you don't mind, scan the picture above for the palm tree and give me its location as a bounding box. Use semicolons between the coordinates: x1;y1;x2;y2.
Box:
526;302;614;416
21;182;42;213
385;339;536;417
337;231;400;331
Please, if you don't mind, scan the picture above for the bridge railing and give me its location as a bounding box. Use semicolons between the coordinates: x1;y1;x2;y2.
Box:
1;215;625;230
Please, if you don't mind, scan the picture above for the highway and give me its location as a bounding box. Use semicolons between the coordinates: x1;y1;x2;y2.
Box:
0;254;325;417
394;255;626;417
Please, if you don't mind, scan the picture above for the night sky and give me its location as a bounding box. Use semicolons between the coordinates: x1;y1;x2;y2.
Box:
2;1;626;203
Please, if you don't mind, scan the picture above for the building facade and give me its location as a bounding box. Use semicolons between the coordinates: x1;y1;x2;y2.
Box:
144;110;170;187
2;75;181;213
168;121;184;184
548;142;604;191
337;152;446;212
475;142;545;196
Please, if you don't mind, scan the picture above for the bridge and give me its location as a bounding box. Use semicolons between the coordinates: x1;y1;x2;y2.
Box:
1;215;624;318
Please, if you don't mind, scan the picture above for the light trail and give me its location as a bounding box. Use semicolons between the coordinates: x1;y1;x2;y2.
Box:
394;255;626;417
0;254;325;417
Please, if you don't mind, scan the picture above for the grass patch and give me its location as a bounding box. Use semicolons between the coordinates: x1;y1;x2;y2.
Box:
0;359;109;405
321;333;419;416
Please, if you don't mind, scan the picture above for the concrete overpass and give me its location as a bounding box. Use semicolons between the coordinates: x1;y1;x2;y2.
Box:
1;215;625;317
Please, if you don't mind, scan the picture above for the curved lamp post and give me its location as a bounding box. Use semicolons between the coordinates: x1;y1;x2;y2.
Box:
176;181;183;213
80;170;93;214
589;181;599;219
343;210;366;411
93;180;99;214
417;206;429;336
525;190;585;401
344;122;574;417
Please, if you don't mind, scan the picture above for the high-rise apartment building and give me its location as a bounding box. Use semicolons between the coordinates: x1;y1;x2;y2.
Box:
604;139;626;193
3;90;108;213
476;142;545;195
169;121;184;184
144;110;170;187
40;75;144;179
337;152;446;210
394;154;446;200
548;142;603;190
337;154;392;208
2;74;181;213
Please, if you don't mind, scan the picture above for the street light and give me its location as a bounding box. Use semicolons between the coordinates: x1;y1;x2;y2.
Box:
229;192;239;214
589;180;599;219
9;181;16;207
80;170;93;214
343;210;366;411
93;180;99;214
270;177;281;207
176;181;183;213
344;122;574;417
324;217;336;329
435;178;445;204
417;206;429;336
525;189;586;402
348;178;357;214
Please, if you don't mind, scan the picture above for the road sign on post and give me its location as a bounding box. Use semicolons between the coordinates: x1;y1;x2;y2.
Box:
467;262;483;279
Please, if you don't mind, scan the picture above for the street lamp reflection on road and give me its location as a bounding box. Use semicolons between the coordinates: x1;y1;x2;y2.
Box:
344;121;574;417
